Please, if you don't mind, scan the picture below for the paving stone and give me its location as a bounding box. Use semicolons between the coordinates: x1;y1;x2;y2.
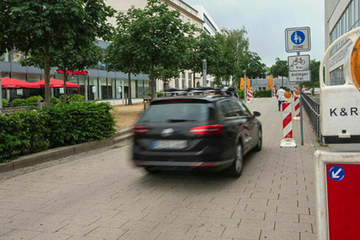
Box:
222;226;261;239
85;226;128;240
117;229;159;240
187;224;225;238
0;229;41;240
265;212;298;223
260;230;299;240
153;222;192;235
300;232;317;240
231;210;265;220
275;221;312;233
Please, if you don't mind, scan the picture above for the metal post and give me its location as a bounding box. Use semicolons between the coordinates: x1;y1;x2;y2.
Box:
202;59;207;87
121;79;124;105
0;70;2;111
243;70;247;102
298;51;304;146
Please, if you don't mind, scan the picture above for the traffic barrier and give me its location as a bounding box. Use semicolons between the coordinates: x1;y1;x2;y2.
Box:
280;102;297;147
246;89;251;103
249;88;253;99
273;88;276;98
293;92;300;120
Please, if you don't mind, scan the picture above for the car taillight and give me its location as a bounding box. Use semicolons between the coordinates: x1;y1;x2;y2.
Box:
190;124;223;135
133;126;149;135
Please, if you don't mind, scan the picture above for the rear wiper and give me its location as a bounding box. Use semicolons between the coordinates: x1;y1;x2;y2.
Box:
167;119;196;122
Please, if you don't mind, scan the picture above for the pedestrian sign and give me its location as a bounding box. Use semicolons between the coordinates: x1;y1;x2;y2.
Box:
291;31;305;45
285;27;311;53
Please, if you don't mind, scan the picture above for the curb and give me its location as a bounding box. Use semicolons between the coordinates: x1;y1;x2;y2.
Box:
0;128;133;174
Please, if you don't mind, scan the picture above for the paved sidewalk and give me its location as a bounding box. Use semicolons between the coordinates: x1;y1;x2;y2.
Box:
0;98;326;240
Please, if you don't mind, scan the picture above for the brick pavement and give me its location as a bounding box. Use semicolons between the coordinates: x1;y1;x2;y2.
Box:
0;98;326;240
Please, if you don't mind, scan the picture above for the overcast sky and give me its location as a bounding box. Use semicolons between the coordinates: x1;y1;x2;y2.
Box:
185;0;325;67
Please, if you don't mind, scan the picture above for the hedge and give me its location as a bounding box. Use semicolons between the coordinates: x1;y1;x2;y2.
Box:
0;102;116;162
2;99;8;107
254;90;272;98
236;90;245;99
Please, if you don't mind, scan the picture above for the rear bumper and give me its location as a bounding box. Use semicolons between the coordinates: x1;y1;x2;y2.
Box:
134;159;233;167
133;159;233;172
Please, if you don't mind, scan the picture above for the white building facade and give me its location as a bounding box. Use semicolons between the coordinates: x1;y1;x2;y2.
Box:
106;0;221;91
325;0;360;85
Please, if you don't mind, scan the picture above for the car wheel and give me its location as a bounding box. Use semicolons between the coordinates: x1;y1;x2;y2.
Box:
145;167;160;174
253;128;262;152
227;143;243;178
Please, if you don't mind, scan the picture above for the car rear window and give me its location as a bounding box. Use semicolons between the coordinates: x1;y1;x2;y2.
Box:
139;103;212;123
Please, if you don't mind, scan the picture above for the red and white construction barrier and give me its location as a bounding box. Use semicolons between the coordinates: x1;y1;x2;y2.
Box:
249;88;253;99
272;88;276;98
280;102;297;148
293;93;300;120
246;89;251;103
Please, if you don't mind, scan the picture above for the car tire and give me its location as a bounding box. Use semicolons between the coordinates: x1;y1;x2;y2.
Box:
253;128;262;152
227;142;243;178
145;167;160;174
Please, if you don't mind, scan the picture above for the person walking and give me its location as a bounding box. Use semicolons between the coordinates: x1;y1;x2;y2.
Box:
276;86;286;111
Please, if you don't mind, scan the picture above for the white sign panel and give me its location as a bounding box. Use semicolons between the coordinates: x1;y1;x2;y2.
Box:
289;71;311;82
288;55;310;71
285;27;311;53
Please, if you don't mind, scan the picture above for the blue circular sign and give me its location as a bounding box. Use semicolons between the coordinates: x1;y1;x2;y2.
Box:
291;31;305;45
329;166;345;181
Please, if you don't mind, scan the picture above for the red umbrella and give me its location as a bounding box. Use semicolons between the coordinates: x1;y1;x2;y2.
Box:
1;77;40;88
36;78;80;88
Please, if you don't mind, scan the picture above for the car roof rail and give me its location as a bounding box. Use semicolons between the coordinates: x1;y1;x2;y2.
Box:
161;87;236;97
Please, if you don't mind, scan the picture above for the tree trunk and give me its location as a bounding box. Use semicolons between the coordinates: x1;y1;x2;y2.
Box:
150;64;155;100
44;53;51;106
282;76;284;87
128;72;132;105
63;71;67;103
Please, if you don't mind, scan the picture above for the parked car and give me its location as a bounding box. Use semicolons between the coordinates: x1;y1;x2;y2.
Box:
303;89;312;95
314;88;320;95
132;89;262;178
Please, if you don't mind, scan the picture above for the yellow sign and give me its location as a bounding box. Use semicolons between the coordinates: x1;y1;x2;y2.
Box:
284;91;292;99
350;36;360;89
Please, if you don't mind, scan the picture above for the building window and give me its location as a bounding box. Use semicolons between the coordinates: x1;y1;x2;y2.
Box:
204;14;217;33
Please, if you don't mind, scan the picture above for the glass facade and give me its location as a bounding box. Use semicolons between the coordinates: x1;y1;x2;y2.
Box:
0;40;151;102
330;0;360;55
330;67;345;85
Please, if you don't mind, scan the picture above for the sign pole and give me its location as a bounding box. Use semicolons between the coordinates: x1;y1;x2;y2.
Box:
297;52;304;146
0;70;2;111
243;70;247;102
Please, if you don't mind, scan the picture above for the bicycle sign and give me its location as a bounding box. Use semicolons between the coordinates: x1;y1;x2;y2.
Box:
285;27;311;53
288;55;310;71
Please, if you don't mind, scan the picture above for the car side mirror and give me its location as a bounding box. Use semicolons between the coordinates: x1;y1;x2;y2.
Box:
253;111;261;117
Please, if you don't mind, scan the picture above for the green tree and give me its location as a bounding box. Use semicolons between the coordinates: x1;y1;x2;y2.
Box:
108;0;195;99
154;66;180;89
270;58;288;86
0;0;115;105
225;28;250;85
239;51;266;85
22;42;103;103
183;31;221;88
105;9;144;105
305;59;320;93
212;33;236;86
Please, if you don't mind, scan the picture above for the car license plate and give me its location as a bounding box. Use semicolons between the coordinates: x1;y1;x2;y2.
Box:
151;140;187;149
